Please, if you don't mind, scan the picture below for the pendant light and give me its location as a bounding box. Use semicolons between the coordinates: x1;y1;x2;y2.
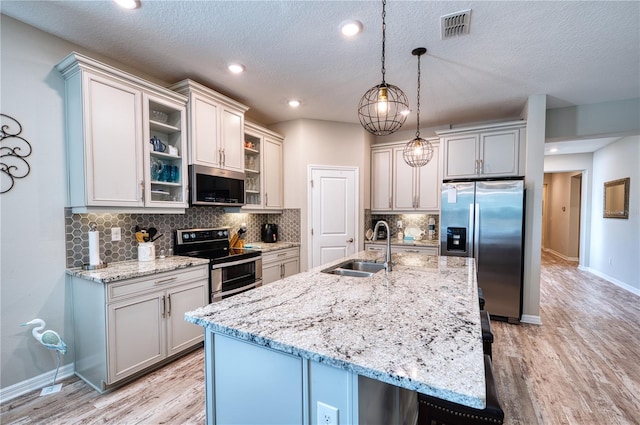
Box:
357;0;409;136
403;47;434;167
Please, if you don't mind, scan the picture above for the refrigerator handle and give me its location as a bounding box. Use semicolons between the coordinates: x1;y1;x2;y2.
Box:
474;203;480;264
468;203;475;257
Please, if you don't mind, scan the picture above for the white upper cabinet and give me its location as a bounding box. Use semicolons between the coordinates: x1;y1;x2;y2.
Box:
371;139;440;213
242;121;284;211
56;52;188;212
438;121;526;180
370;148;393;211
171;80;249;173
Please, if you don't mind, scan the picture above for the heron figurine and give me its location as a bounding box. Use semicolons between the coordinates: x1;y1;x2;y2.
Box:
22;318;67;393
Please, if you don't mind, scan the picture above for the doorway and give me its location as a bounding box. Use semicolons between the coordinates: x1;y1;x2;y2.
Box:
543;171;582;262
308;166;359;268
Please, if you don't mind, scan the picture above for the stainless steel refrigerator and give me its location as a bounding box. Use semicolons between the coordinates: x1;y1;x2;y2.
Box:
440;179;525;322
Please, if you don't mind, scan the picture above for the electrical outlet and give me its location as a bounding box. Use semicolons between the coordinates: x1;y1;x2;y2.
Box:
397;220;403;228
111;227;121;241
317;402;339;425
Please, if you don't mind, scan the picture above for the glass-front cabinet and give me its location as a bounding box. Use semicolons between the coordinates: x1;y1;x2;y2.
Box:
242;122;284;211
244;132;262;207
144;94;187;207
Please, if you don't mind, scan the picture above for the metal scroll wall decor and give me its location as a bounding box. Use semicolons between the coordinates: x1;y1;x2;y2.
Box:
1;114;32;194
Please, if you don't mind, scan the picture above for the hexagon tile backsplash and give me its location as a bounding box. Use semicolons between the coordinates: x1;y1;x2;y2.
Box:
65;208;301;268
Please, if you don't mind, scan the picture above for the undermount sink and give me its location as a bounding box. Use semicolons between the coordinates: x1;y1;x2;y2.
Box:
322;260;386;278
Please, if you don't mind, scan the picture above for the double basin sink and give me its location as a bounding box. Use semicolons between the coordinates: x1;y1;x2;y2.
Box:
321;259;386;278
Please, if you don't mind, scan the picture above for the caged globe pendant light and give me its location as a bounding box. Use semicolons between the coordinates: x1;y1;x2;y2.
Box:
403;47;434;167
358;0;409;136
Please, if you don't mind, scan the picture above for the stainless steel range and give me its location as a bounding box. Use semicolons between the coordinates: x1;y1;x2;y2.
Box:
174;227;262;302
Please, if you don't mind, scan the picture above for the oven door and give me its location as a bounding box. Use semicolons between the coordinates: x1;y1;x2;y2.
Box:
211;257;262;302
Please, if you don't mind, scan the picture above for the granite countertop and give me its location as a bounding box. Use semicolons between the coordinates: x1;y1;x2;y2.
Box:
243;241;300;253
186;251;485;409
66;256;210;283
366;239;439;247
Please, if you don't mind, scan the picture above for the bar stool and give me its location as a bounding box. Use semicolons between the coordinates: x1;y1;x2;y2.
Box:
480;310;494;359
478;287;485;310
417;355;504;425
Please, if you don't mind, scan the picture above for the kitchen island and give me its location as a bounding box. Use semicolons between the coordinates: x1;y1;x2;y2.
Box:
185;251;485;424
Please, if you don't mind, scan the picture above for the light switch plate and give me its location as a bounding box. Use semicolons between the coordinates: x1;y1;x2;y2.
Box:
111;227;121;241
397;220;403;228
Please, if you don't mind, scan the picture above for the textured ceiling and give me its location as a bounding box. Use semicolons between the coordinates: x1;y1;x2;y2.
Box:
2;1;639;145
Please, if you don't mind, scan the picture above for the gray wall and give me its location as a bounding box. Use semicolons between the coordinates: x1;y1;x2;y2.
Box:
1;14;79;390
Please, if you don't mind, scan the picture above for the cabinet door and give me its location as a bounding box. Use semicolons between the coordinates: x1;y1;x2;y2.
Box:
220;107;244;172
191;93;220;167
479;129;520;177
443;134;479;179
282;257;300;279
166;282;206;356
84;73;143;206
392;147;416;210
371;148;393;211
263;137;283;209
262;261;283;285
107;293;165;384
416;143;440;210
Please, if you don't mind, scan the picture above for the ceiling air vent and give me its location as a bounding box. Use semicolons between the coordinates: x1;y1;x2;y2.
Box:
441;9;471;39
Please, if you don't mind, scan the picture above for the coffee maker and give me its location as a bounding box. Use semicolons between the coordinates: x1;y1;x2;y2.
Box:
372;219;387;239
261;223;278;243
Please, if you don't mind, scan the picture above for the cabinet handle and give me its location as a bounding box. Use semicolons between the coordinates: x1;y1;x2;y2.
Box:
277;253;286;257
140;180;144;201
405;249;420;253
280;263;284;278
155;276;178;285
161;295;166;318
389;196;392;209
265;193;268;205
479;159;484;174
167;294;172;316
222;148;226;166
368;247;383;251
346;238;354;243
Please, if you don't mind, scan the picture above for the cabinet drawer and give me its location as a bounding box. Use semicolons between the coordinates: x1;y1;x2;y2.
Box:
108;266;208;301
262;248;299;265
391;246;438;256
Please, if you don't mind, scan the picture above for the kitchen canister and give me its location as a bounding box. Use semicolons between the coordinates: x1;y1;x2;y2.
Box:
138;242;156;262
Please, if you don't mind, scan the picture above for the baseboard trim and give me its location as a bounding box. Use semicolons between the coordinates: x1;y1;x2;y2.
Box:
581;267;640;297
546;249;579;262
520;315;542;325
0;363;75;404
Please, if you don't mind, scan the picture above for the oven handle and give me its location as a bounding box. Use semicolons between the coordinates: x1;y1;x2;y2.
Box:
210;255;262;269
212;279;263;301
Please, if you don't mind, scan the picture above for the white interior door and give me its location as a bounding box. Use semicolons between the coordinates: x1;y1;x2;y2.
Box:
310;167;358;268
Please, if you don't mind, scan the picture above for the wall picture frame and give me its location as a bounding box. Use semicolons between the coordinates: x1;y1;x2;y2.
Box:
603;177;630;219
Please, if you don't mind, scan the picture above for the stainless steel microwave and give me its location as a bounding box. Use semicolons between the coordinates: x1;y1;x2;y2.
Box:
189;164;245;206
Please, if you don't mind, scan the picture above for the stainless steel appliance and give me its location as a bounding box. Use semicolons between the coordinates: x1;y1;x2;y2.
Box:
372;219;388;239
174;228;262;302
440;179;525;322
189;164;245;206
261;223;278;243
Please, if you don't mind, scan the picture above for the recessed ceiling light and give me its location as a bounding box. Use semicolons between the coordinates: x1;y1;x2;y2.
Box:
340;20;363;37
228;64;245;74
288;100;301;108
549;148;559;153
113;0;140;9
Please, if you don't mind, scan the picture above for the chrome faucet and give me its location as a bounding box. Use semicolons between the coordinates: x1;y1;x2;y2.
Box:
373;220;392;272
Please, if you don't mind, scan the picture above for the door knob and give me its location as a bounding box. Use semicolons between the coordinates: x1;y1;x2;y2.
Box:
346;238;354;243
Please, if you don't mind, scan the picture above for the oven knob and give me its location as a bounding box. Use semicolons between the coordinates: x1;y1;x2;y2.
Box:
191;233;196;239
183;234;189;240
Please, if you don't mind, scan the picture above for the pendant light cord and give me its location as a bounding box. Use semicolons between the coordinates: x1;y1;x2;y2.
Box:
381;0;386;84
415;52;421;138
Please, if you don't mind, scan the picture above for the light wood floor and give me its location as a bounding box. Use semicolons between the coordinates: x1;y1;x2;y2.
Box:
2;252;639;424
